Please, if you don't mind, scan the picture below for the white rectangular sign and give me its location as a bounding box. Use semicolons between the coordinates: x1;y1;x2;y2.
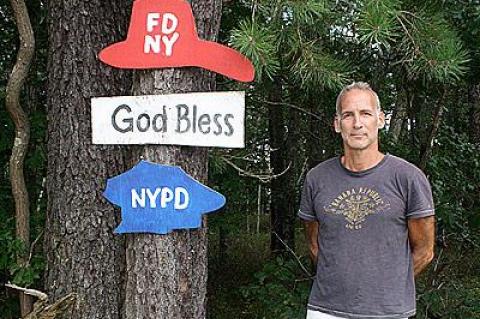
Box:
91;91;245;148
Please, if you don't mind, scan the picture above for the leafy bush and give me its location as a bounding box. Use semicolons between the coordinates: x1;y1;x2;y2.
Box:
428;126;480;245
416;246;480;318
239;257;311;319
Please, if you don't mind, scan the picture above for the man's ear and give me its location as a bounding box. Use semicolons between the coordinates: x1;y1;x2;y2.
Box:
334;116;341;133
378;111;385;129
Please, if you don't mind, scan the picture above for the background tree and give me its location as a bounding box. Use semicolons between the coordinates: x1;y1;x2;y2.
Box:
1;0;47;317
5;0;35;314
122;0;223;317
43;1;132;318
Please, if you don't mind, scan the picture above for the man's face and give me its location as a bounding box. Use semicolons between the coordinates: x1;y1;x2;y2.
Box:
334;89;385;152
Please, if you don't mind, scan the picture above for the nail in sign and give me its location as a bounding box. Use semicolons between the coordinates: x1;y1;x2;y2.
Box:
104;161;226;234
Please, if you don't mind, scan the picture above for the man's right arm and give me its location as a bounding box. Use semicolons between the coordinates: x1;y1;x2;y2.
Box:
304;220;319;267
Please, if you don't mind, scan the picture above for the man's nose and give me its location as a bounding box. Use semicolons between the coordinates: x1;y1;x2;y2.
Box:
353;114;363;128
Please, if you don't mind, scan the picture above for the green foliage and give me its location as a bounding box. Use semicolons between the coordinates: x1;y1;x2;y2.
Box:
416;248;480;318
428;126;480;244
230;20;280;81
230;0;348;88
0;1;17;79
207;220;271;319
357;0;401;52
11;256;45;288
0;225;44;288
283;0;329;27
419;282;480;319
239;257;311;319
407;14;470;83
291;44;352;91
354;1;470;83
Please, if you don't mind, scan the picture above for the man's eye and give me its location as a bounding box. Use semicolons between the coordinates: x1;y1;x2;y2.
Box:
342;114;352;119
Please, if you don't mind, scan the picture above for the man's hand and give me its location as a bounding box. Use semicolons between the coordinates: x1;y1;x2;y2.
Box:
304;221;319;267
408;216;435;277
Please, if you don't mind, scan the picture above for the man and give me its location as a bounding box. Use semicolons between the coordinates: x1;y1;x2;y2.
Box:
299;82;435;319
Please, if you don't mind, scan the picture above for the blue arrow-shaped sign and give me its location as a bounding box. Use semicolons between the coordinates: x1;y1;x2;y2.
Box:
103;160;226;234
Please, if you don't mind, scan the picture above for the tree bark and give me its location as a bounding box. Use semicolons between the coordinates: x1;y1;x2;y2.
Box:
5;0;35;315
268;87;285;253
389;90;408;142
282;107;299;250
122;0;221;317
44;1;132;318
305;94;334;169
419;90;446;171
268;80;295;254
468;83;480;144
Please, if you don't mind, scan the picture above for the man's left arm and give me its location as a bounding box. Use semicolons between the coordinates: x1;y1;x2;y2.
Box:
408;216;435;277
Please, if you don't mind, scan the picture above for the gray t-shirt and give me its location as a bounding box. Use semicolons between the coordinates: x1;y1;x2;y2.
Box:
299;154;434;319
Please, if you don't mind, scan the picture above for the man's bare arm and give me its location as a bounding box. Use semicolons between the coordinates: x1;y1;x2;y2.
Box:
304;221;319;267
408;216;435;277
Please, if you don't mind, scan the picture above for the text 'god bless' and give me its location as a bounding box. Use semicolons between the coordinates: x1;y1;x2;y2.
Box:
111;103;235;136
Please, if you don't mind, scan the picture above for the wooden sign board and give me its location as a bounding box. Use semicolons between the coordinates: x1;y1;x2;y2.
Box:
98;0;254;82
91;91;245;148
104;161;226;234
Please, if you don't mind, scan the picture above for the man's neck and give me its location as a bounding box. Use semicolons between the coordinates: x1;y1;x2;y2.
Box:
341;148;384;172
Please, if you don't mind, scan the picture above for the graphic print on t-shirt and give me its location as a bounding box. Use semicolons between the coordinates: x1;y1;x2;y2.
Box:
324;187;390;230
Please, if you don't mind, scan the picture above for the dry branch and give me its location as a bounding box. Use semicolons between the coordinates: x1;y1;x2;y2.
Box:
6;283;77;319
5;283;48;301
221;156;291;183
272;232;313;278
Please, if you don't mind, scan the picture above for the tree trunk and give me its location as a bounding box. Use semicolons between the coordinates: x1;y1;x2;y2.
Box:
257;183;261;234
268;80;295;254
409;93;421;152
268;93;285;253
6;0;35;315
468;83;480;144
44;1;132;318
419;91;446;172
283;107;300;249
122;0;222;317
389;90;408;142
306;95;334;169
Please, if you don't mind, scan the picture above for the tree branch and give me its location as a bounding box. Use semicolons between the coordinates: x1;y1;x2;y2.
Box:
419;88;447;171
5;283;48;301
255;98;324;122
272;232;313;278
221;156;291;183
6;283;77;319
6;0;35;315
296;156;309;187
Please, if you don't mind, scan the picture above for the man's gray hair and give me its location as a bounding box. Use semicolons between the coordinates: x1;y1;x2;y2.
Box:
335;82;381;115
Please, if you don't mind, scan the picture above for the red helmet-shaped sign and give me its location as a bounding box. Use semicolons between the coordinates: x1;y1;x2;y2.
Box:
99;0;255;82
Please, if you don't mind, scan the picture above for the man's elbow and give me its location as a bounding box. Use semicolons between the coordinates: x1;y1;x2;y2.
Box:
426;249;435;264
416;248;434;265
